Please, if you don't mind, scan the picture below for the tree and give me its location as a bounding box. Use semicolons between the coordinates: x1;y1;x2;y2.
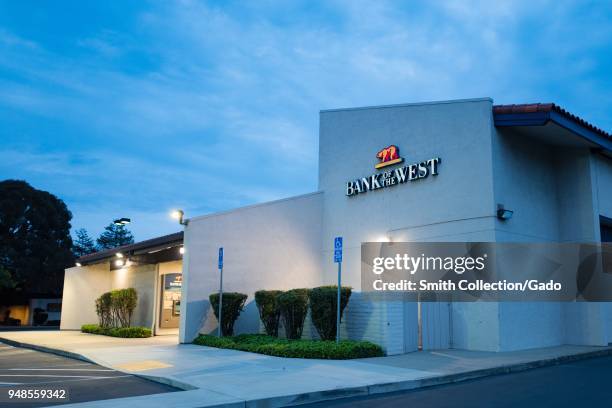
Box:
72;228;97;258
96;223;134;250
0;265;16;291
0;180;74;296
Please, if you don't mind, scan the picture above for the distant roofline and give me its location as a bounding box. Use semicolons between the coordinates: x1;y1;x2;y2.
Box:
320;97;493;113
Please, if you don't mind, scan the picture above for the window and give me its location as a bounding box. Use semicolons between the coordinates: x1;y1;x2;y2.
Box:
601;216;612;274
601;216;612;243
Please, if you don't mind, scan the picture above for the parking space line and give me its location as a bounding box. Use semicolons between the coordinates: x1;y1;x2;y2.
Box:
0;374;122;378
28;375;134;385
7;368;115;372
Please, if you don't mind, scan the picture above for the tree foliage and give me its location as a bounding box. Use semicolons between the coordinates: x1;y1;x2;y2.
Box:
72;228;96;258
96;223;134;250
0;180;74;296
0;265;16;291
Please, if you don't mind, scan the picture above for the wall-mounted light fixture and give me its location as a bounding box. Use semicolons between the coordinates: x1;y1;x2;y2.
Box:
497;204;514;221
179;247;185;255
171;209;188;226
113;218;131;226
75;262;82;267
115;252;123;258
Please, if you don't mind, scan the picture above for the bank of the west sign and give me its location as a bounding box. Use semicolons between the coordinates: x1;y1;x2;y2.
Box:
346;145;441;197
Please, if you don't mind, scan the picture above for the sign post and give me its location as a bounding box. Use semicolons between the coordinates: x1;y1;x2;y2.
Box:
334;237;343;344
217;247;224;337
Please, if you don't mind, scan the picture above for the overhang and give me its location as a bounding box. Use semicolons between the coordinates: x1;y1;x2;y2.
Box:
77;231;184;266
493;103;612;156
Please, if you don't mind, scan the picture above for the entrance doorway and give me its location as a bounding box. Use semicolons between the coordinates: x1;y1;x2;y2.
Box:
159;273;182;330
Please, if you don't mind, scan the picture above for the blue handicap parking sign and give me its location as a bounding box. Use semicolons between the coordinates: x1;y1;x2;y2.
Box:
334;237;343;263
218;247;224;269
334;237;343;249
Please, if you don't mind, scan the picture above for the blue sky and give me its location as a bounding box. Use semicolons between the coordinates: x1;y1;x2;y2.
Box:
0;0;611;240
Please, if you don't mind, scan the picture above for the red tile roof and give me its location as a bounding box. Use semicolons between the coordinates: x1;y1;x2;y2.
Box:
493;103;610;139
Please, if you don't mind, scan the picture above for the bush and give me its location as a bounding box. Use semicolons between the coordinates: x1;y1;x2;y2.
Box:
193;333;384;359
111;288;138;328
209;292;248;336
95;292;113;328
309;286;352;341
255;290;283;336
277;289;310;340
95;288;137;328
81;324;151;338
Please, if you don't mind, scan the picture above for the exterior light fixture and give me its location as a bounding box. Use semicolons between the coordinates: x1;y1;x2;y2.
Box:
115;259;125;267
497;204;514;221
75;262;82;267
171;209;188;226
116;252;124;258
113;217;131;226
179;247;185;255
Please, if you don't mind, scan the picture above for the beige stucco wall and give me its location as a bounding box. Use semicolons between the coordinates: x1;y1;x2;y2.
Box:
110;263;157;329
61;261;160;330
60;263;111;330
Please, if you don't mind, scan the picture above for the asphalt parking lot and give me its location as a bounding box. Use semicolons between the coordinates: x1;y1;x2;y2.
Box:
0;341;179;407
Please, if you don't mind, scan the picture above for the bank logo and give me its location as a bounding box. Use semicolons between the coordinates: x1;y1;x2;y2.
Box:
375;145;404;169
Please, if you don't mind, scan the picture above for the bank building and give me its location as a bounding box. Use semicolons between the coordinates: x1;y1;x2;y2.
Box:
61;98;612;354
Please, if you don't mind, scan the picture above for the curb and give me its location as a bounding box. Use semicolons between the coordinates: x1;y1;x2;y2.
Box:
2;336;612;408
0;336;198;392
259;347;612;407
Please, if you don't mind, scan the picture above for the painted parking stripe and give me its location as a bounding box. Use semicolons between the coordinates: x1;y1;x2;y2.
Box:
0;374;123;378
24;375;133;384
7;368;115;372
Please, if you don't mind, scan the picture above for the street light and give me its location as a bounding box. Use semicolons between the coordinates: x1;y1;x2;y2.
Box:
114;217;131;226
170;209;188;226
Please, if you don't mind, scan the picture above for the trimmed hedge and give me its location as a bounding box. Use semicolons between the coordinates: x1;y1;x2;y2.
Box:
193;334;383;359
81;324;151;338
254;290;283;336
277;289;310;340
210;292;248;336
309;286;352;341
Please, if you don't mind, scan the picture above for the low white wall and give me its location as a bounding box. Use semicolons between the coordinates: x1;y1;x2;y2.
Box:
60;263;111;330
180;192;324;343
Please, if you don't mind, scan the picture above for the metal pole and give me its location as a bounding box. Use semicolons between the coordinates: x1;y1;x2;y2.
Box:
336;262;341;344
218;267;223;337
417;291;422;351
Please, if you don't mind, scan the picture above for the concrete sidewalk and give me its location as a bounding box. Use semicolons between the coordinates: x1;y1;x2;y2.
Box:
1;331;611;408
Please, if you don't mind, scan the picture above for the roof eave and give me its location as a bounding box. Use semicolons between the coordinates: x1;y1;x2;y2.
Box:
493;109;612;154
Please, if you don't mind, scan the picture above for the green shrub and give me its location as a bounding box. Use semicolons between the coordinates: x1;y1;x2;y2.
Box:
309;286;352;341
111;288;138;328
277;289;310;339
209;292;248;336
255;290;283;336
81;324;101;334
95;288;137;328
193;333;384;359
95;292;113;328
81;324;151;338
